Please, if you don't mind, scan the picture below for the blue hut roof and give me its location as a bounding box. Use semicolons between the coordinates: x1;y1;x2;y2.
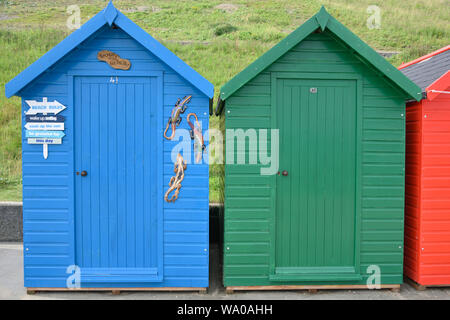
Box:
5;1;214;98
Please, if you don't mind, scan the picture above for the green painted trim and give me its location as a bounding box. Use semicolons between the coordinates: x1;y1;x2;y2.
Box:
325;17;422;101
218;7;422;108
269;72;363;80
220;17;318;101
315;6;330;31
268;72;278;278
270;267;363;282
269;273;363;282
354;76;363;277
268;72;363;282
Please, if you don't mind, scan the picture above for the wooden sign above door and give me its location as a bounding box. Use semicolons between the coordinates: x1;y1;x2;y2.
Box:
97;50;131;70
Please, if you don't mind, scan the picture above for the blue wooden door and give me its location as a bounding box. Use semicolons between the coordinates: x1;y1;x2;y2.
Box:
74;76;163;284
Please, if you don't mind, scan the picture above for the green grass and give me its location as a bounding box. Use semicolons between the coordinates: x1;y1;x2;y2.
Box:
0;0;448;202
0;180;21;201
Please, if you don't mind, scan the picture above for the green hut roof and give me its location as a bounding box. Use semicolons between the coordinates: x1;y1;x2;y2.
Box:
216;7;422;115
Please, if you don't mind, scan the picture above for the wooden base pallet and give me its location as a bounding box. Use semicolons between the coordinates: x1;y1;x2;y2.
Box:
27;287;207;295
225;284;400;294
405;277;450;291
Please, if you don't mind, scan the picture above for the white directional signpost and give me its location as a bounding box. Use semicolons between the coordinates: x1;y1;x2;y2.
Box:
25;98;66;115
24;98;66;159
24;122;65;131
26;131;66;139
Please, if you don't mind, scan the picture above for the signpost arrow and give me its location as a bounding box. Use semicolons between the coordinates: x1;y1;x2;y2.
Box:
25;98;66;115
25;122;64;131
24;98;66;160
27;138;62;145
27;138;62;160
26;130;65;139
26;114;65;123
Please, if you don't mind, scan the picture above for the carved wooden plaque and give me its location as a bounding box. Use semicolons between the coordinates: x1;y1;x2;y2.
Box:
97;50;131;70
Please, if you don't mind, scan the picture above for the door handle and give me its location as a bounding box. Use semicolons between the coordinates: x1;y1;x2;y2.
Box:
281;170;288;176
80;171;88;177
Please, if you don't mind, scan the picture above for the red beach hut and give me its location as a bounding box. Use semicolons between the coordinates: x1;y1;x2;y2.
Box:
400;45;450;288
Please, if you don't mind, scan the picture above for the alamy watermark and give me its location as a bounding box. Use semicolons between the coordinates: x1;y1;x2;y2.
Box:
66;264;81;289
366;265;382;289
367;5;381;29
66;5;81;30
170;127;280;176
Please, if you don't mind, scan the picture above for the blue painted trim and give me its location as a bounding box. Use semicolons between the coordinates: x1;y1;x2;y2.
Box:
68;75;75;274
67;70;162;77
104;1;118;26
68;71;165;283
5;11;106;98
81;268;161;284
156;72;164;281
5;2;214;99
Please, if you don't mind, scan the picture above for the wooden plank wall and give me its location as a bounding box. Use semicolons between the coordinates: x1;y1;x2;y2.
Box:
21;26;209;288
224;31;407;286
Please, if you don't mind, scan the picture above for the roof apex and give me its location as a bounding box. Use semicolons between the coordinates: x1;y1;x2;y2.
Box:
216;6;422;115
5;2;214;99
315;6;330;31
104;1;118;26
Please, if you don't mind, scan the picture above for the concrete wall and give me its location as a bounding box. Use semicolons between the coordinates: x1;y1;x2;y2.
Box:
0;202;223;244
0;202;22;241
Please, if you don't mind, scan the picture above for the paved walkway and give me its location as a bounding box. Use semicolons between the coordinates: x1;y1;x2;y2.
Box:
1;243;449;300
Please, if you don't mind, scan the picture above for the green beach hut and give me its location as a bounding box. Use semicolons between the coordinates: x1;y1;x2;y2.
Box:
216;7;422;292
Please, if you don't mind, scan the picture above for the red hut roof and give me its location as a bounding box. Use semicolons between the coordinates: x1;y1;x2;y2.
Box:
399;45;450;92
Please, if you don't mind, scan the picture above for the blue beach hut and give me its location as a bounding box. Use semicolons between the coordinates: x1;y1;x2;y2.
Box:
5;2;213;293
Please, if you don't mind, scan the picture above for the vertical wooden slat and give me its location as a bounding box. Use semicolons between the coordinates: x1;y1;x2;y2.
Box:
75;78;83;266
299;85;308;267
275;80;281;267
285;85;292;266
342;83;356;266
305;84;311;266
135;83;144;268
143;81;151;267
108;83;118;267
150;78;157;267
278;83;290;266
308;83;318;265
316;85;325;266
117;83;127;267
335;85;345;264
99;83;109;268
90;83;100;268
125;83;136;267
290;86;300;266
324;87;334;263
342;84;350;265
82;82;92;267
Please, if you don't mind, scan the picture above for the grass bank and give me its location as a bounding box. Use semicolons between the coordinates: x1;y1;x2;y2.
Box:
0;0;448;202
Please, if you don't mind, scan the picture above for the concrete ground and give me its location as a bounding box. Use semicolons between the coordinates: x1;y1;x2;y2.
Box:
1;242;449;300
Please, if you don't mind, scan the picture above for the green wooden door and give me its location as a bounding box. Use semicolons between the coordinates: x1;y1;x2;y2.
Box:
271;78;361;282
